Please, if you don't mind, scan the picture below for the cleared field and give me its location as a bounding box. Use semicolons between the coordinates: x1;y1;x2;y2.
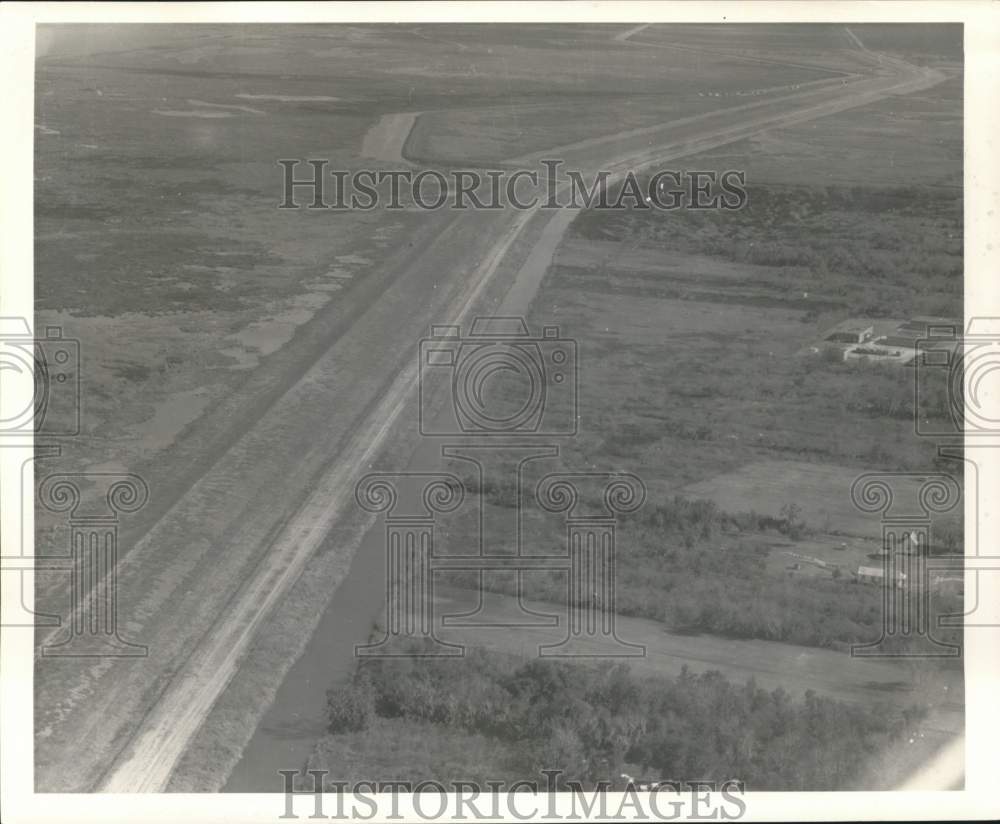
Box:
683;73;962;187
679;459;954;538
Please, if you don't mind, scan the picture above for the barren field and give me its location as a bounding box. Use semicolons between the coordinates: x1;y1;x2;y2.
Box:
679;460;950;537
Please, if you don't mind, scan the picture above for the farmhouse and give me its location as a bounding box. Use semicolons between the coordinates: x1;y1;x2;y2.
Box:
825;321;874;345
818;316;960;367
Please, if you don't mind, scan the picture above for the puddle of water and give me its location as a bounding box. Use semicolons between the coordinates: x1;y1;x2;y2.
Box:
232;293;330;358
127;388;212;453
220;346;258;370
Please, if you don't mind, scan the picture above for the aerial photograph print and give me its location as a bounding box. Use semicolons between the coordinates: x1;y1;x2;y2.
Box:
22;15;973;811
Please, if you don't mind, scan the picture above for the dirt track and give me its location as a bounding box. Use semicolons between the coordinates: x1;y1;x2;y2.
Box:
33;30;951;793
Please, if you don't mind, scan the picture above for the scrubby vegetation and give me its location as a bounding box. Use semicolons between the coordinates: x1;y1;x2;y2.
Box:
574;182;962;321
323;647;933;790
451;492;963;651
562;185;961;468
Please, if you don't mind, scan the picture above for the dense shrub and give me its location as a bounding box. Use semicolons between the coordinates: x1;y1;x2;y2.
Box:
326;674;375;733
330;650;933;790
573;182;962;321
484;496;963;651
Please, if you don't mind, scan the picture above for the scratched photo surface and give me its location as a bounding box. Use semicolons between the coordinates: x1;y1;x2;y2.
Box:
32;23;963;793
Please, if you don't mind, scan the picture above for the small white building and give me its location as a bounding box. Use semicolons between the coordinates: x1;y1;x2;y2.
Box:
856;565;907;587
826;324;875;345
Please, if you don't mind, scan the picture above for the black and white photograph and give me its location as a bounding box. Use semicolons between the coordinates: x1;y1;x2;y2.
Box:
2;2;999;822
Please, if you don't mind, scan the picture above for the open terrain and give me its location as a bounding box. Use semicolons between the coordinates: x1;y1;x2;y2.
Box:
224;28;962;794
33;23;962;793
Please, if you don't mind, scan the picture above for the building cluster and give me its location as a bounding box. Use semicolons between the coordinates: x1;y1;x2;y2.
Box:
823;316;959;366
